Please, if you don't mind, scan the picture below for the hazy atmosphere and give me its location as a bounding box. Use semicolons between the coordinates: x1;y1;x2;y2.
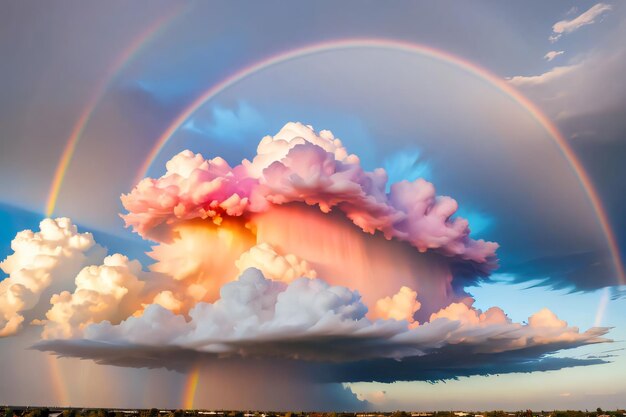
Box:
1;1;625;411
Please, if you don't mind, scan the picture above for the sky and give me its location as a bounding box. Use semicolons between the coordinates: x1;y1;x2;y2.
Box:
1;0;625;411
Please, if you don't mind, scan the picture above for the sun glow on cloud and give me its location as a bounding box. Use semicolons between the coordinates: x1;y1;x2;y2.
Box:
1;123;610;399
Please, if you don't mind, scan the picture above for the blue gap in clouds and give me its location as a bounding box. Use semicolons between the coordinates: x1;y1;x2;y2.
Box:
182;101;269;145
383;148;432;189
177;100;381;171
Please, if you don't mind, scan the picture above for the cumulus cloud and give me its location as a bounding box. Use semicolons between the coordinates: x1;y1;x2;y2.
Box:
42;254;148;339
121;123;498;322
5;124;610;393
373;286;421;325
149;290;183;313
235;242;317;282
550;3;612;42
38;268;608;368
0;218;104;337
544;50;565;61
73;269;403;361
356;390;387;405
121;122;498;267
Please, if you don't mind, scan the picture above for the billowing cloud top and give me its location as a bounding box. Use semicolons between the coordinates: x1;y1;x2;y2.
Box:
56;267;604;365
0;218;104;337
1;123;612;392
121;122;498;266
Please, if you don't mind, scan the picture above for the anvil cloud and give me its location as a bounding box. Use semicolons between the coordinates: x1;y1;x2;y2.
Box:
1;123;611;391
121;122;498;266
38;268;606;367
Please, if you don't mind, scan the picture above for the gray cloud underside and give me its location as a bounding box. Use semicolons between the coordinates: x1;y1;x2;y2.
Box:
34;337;610;383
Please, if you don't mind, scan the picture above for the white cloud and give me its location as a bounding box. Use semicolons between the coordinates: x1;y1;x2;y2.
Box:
356;390;388;405
507;65;579;87
550;3;612;42
544;50;565;61
0;218;104;337
507;29;626;136
45;268;608;364
42;254;148;339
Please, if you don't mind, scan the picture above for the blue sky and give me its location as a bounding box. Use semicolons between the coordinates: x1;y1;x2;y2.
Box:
1;0;625;410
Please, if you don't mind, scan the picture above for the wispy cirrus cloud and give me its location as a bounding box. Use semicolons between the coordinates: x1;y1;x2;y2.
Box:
544;50;565;62
550;3;612;42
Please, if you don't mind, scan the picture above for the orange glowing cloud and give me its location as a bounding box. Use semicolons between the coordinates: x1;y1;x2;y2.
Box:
121;123;498;267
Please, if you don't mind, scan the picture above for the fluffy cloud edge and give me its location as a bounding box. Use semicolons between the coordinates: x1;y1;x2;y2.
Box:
36;267;610;366
0;218;104;337
121;122;498;268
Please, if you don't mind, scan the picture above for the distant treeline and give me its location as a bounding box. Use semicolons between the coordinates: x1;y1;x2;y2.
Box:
2;408;625;417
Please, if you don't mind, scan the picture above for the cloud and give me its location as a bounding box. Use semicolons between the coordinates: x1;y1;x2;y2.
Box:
121;123;501;325
501;251;618;292
19;219;607;393
64;269;404;362
5;123;612;397
507;65;579;87
550;3;612;42
506;19;626;129
504;19;626;289
36;335;611;384
42;254;149;339
235;242;317;282
37;267;609;372
328;346;610;384
0;218;104;337
544;50;565;61
373;286;421;325
121;122;498;267
356;390;388;405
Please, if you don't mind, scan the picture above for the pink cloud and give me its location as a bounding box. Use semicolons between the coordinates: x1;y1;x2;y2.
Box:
122;122;498;267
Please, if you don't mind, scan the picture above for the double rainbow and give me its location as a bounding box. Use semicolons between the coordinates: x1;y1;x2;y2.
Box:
43;38;625;408
132;38;625;286
45;5;187;218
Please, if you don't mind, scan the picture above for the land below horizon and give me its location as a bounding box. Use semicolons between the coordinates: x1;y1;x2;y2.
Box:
3;408;625;417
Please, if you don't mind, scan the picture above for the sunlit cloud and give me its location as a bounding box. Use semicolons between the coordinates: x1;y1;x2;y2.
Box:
550;3;612;42
0;218;104;337
2;123;604;390
544;50;565;61
507;65;579;87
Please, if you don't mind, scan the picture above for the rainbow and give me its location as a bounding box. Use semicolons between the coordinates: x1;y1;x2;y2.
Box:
134;38;625;286
594;287;611;327
47;355;70;407
43;8;186;405
44;5;187;217
182;366;202;409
